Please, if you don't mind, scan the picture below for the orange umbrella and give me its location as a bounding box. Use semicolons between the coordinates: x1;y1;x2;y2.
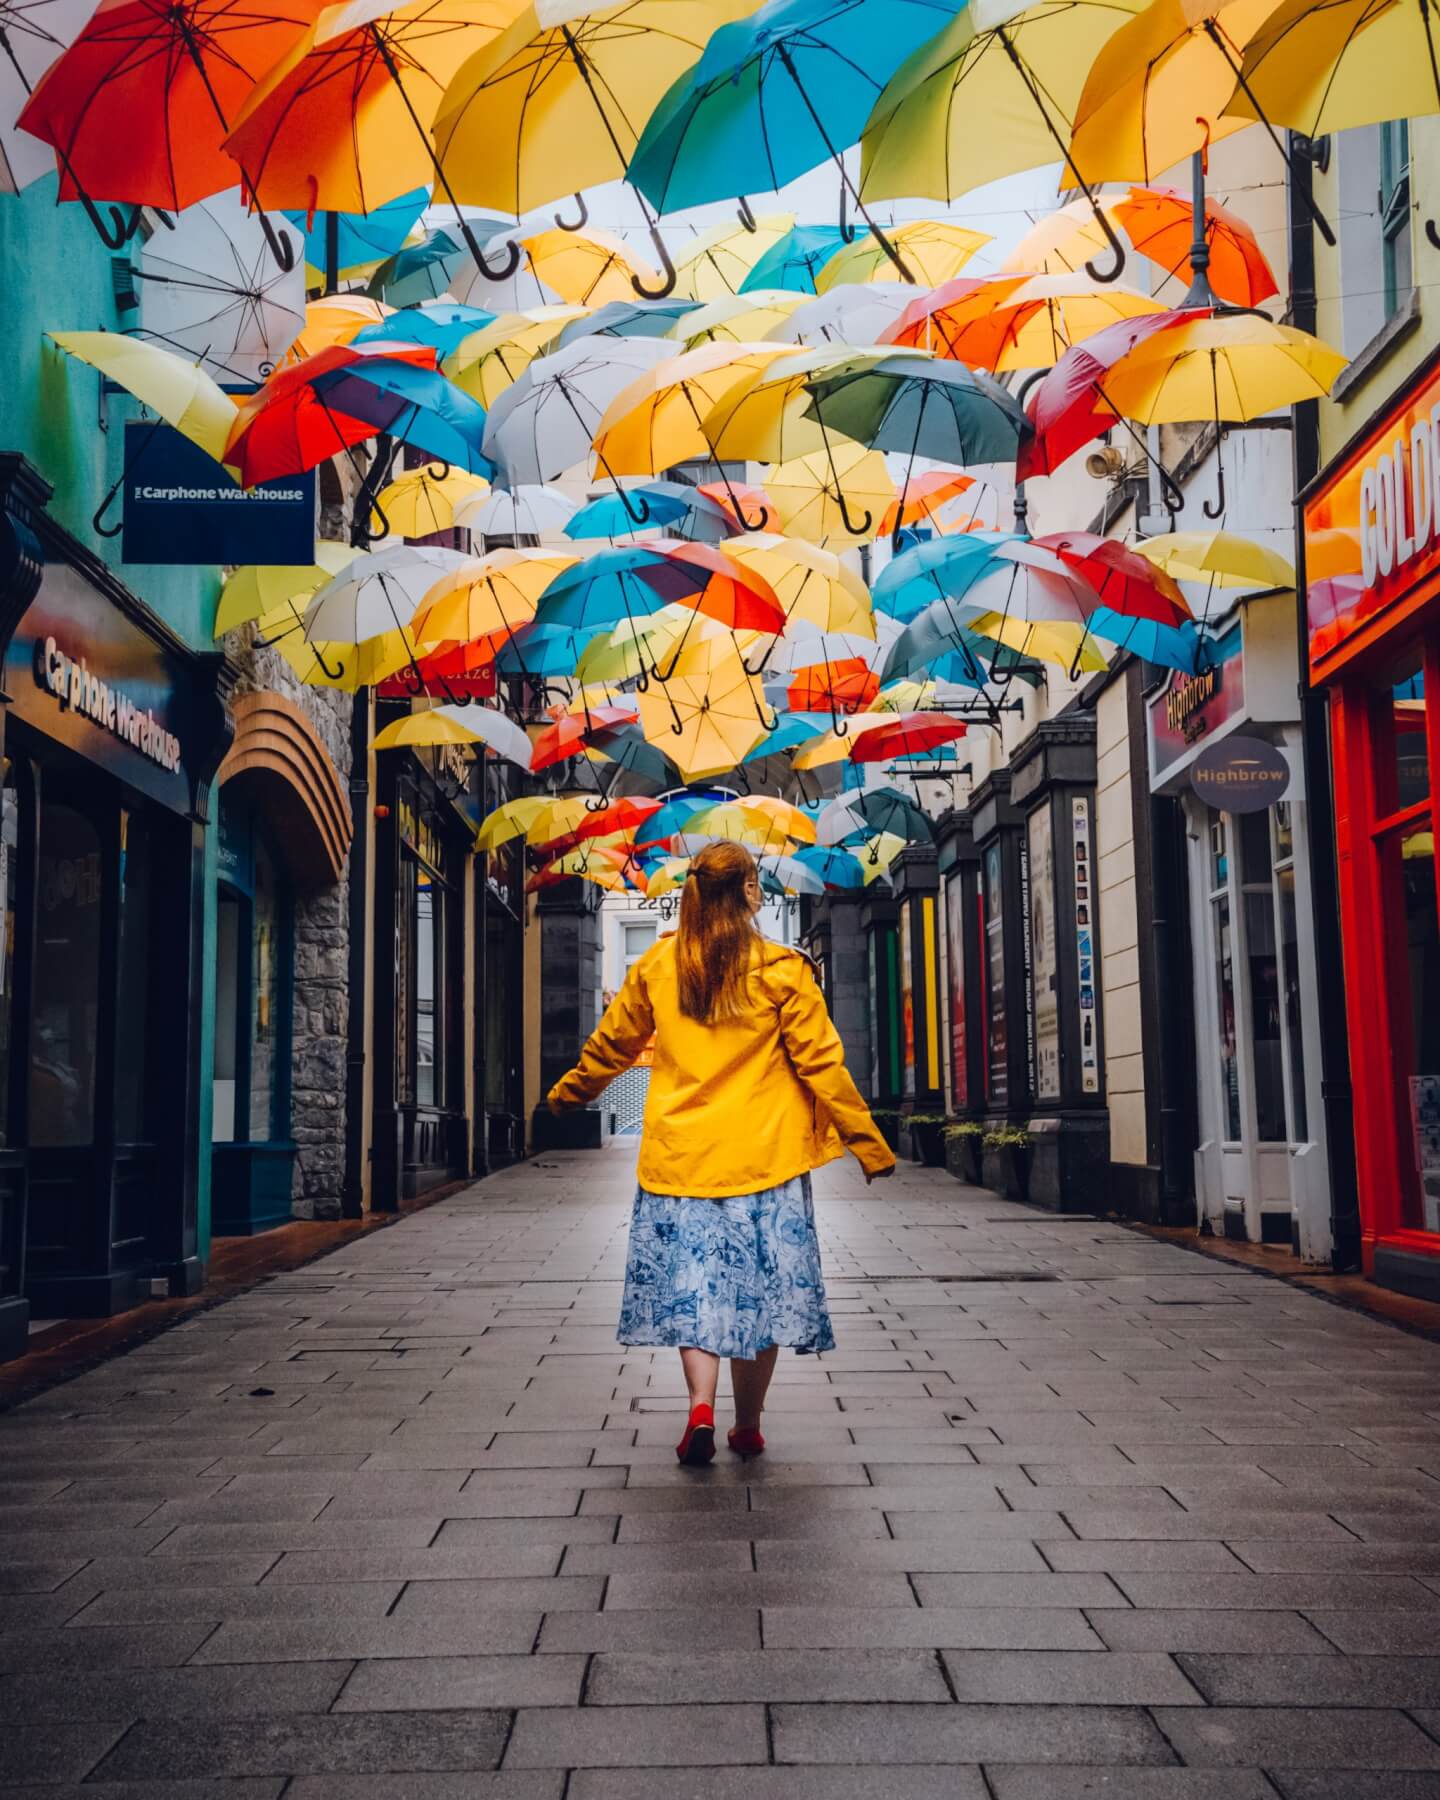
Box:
1112;185;1279;307
787;658;881;715
17;0;322;213
885;272;1164;372
879;470;976;536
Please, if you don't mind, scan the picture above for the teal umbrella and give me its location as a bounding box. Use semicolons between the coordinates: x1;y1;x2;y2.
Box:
739;223;849;293
367;219;516;306
352;303;496;358
804;355;1026;474
553;298;704;347
284;190;429;275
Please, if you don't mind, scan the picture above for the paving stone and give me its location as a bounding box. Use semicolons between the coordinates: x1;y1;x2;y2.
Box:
586;1648;951;1704
1305;1611;1440;1654
286;1780;564;1800
1089;1610;1338;1653
986;1772;1280;1799
0;1659;354;1722
190;1615;541;1662
333;1654;585;1710
0;1784;286;1800
753;1539;1048;1573
1038;1542;1247;1573
912;1573;1130;1608
771;1703;1175;1766
92;1713;514;1779
1269;1776;1440;1800
1112;1572;1437;1610
0;1721;129;1783
1153;1706;1440;1769
940;1650;1204;1705
262;1543;594;1583
762;1607;1106;1650
602;1571;917;1610
503;1704;768;1768
389;1576;605;1613
568;1772;989;1800
0;1622;216;1672
1177;1652;1440;1707
535;1609;762;1654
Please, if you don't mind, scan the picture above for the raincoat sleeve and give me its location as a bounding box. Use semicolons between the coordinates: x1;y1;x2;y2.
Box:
547;959;655;1113
774;952;897;1178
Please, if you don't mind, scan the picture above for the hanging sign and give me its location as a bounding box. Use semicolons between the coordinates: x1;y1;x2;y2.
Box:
120;423;314;566
1190;735;1290;813
1147;623;1244;779
1072;796;1099;1095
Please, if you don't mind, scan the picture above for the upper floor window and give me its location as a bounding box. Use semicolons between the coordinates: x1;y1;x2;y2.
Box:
1339;120;1413;356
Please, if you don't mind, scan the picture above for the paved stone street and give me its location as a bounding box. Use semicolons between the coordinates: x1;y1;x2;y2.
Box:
5;1145;1440;1798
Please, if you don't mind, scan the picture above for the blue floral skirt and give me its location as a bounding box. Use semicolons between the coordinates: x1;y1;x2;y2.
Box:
617;1173;835;1359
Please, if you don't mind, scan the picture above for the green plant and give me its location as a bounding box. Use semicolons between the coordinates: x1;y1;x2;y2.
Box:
870;1107;903;1122
943;1121;984;1140
983;1125;1033;1151
908;1112;947;1127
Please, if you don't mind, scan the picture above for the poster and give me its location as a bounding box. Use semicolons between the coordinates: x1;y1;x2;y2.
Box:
1029;804;1060;1100
899;902;916;1097
1072;796;1100;1094
983;841;1007;1105
944;873;967;1109
1410;1074;1440;1232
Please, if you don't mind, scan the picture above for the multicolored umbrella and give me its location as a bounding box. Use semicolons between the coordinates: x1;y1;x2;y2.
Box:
883;272;1165;371
673;212;796;301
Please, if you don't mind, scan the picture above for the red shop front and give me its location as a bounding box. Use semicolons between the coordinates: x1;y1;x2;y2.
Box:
1305;345;1440;1297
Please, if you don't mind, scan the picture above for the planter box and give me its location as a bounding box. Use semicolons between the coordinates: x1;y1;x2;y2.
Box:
981;1143;1031;1202
945;1133;984;1186
908;1121;947;1168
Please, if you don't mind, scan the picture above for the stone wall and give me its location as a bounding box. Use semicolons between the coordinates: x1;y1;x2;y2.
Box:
226;625;355;1221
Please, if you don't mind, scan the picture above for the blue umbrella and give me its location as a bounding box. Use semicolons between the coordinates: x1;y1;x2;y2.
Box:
873;532;1016;622
493;622;599;678
1090;609;1202;672
366;218;517;307
283;189;429;276
793;844;866;887
739;223;848;293
804;356;1027;475
553;298;704;348
741;711;834;758
309;359;494;476
531;546;709;635
630;0;965;273
352;303;496;358
565;482;740;543
636;793;729;847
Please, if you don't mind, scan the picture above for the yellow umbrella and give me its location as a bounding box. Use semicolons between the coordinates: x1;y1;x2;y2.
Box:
412;547;579;646
700;345;894;464
1099;314;1347;424
635;648;772;782
574;603;730;683
815;220;991;290
1135;529;1294;588
646;856;691;896
375;466;490;538
1066;0;1280;187
677;805;785;850
860;0;1146;205
526;795;593;846
721;534;875;637
765;443;896;546
1002;199;1120;274
860;831;907;881
277;296;392;368
442;307;590;407
47;332;237;463
373;711;485;752
673;213;796;301
728;795;819;844
678;289;811;346
792;727;857;771
214;544;357;637
536;852;629;892
968;611;1112;672
519;226;661;304
268;608;417;692
592;342;794;476
477;795;555;850
1225;0;1440;138
433;0;765;215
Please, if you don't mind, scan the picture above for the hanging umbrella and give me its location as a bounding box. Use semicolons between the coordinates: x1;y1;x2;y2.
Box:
476;794;556;848
698;479;773;533
303;543;468;643
1112;184;1278;306
793;843;865;887
1038;529;1191;625
374;634;505;697
679;288;811;346
531;702;641;771
881;591;1042;686
373;700;533;769
879;469;975;535
873;529;1011;621
968;609;1111;674
765;441;895;543
535;540;786;640
453;482;577;537
883;272;1166;372
411;546;579;657
635;792;723;848
270;609;420;689
278;295;393;367
482;335;672;491
352;301;497;357
214;542;358;635
565;482;741;543
443;307;591;408
519;225;662;305
132;191;306;384
283;185;430;278
701;344;896;465
848;709;968;761
818;785;932;844
433;0;765;293
0;0;93;192
46;330;237;462
552;296;703;348
573;602;717;683
742;710;835;757
523;795;593;846
788;656;881;714
722;534;874;638
738;222;849;293
308;347;495;475
673;213;796;302
365;217;519;306
629;0;968;279
1134;529;1294;589
714;794;818;843
757;853;826;896
376;464;490;537
772;282;918;350
815;220;990;290
635;647;774;782
574;794;664;840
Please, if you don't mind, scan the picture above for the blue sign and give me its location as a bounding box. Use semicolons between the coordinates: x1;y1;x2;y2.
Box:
121;423;314;566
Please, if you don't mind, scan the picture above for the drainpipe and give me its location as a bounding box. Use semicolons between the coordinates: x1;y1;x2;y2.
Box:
1289;131;1361;1271
341;687;370;1219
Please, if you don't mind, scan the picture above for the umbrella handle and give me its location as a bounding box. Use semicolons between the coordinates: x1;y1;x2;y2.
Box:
554;192;590;232
310;644;348;681
835;489;873;537
1081;208;1127;284
632;226;678;299
468;230;523;281
73;189;143;250
1428;220;1440;253
257;211;298;272
838;181;858;244
737;196;758;232
1203;452;1226;520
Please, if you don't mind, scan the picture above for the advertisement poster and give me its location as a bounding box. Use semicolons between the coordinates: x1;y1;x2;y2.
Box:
1073;796;1100;1094
899;902;916;1097
944;873;967;1109
983;842;1007;1105
1029;804;1060;1100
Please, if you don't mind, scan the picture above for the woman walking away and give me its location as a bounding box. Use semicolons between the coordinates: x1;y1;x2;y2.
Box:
548;841;896;1467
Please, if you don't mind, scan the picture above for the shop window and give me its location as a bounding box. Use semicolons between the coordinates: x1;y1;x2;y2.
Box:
416;870;438;1107
1381;659;1429;815
1272;805;1309;1144
1238;811;1286;1143
944;873;968;1109
30;803;103;1149
401;851;447;1111
1207;820;1241;1143
213;823;292;1146
1385;817;1440;1231
623;921;656;970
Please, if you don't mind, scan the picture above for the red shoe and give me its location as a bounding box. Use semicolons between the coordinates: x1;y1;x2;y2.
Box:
676;1403;716;1466
728;1426;766;1460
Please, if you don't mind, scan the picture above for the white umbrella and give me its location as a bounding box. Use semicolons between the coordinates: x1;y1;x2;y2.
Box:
771;283;915;348
418;702;534;771
449;226;559;313
454;483;577;539
135;190;306;383
303;545;468;644
482;335;672;488
0;0;91;191
757;853;826;896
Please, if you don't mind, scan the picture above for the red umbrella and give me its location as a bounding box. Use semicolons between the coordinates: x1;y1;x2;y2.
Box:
1035;531;1191;626
530;702;639;772
1016;308;1208;483
634;541;786;636
224;341;437;486
18;0;322;213
575;796;664;842
849;712;969;763
787;658;880;715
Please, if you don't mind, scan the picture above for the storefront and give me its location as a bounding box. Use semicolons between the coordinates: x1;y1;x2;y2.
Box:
937;811;983;1116
1304;344;1440;1295
0;466;229;1340
968;769;1035;1128
890;849;943;1116
1147;593;1331;1257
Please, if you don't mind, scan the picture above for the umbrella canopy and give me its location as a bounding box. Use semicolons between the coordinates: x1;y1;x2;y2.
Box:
635;792;725;848
756;853;826;896
635;648;773;782
673;213;796;301
592;341;794;477
482;335;673;486
476;794;555;848
848;709;968;761
700;343;893;464
365;217;517;306
739;222;849;293
46;331;237;462
1099;312;1348;424
859;0;1145;204
453;482;577;536
531;701;640;771
881;593;1042;686
879;468;975;535
373;700;533;768
375;464;490;537
133;191;306;384
722;534;874;636
552;296;704;346
1134;529;1294;589
817;785;932;844
443;306;591;408
17;0;326;210
803;351;1028;469
1038;529;1191;625
223;0;523;213
765;441;896;544
1114;184;1278;305
278;294;392;366
678;288;811;345
309;352;495;474
303;543;468;643
565;482;741;542
0;0;93;191
629;0;967;222
519;225;661;304
788;657;881;713
284;185;430;278
719;794;818;843
815;219;990;289
432;0;762;214
873;529;1011;621
793;843;866;887
1226;0;1440;139
883;272;1165;372
772;280;917;346
534;540;786;638
214;543;358;635
352;301;497;357
412;546;579;644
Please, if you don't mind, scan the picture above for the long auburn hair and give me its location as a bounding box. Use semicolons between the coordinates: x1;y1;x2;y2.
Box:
675;841;761;1023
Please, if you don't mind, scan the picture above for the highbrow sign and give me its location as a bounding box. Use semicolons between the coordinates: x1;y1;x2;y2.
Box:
34;636;183;774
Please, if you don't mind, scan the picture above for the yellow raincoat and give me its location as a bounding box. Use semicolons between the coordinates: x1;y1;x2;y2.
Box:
548;934;896;1197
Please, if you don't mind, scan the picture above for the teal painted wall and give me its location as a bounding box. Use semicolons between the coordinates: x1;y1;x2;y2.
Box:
1;177;221;1274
